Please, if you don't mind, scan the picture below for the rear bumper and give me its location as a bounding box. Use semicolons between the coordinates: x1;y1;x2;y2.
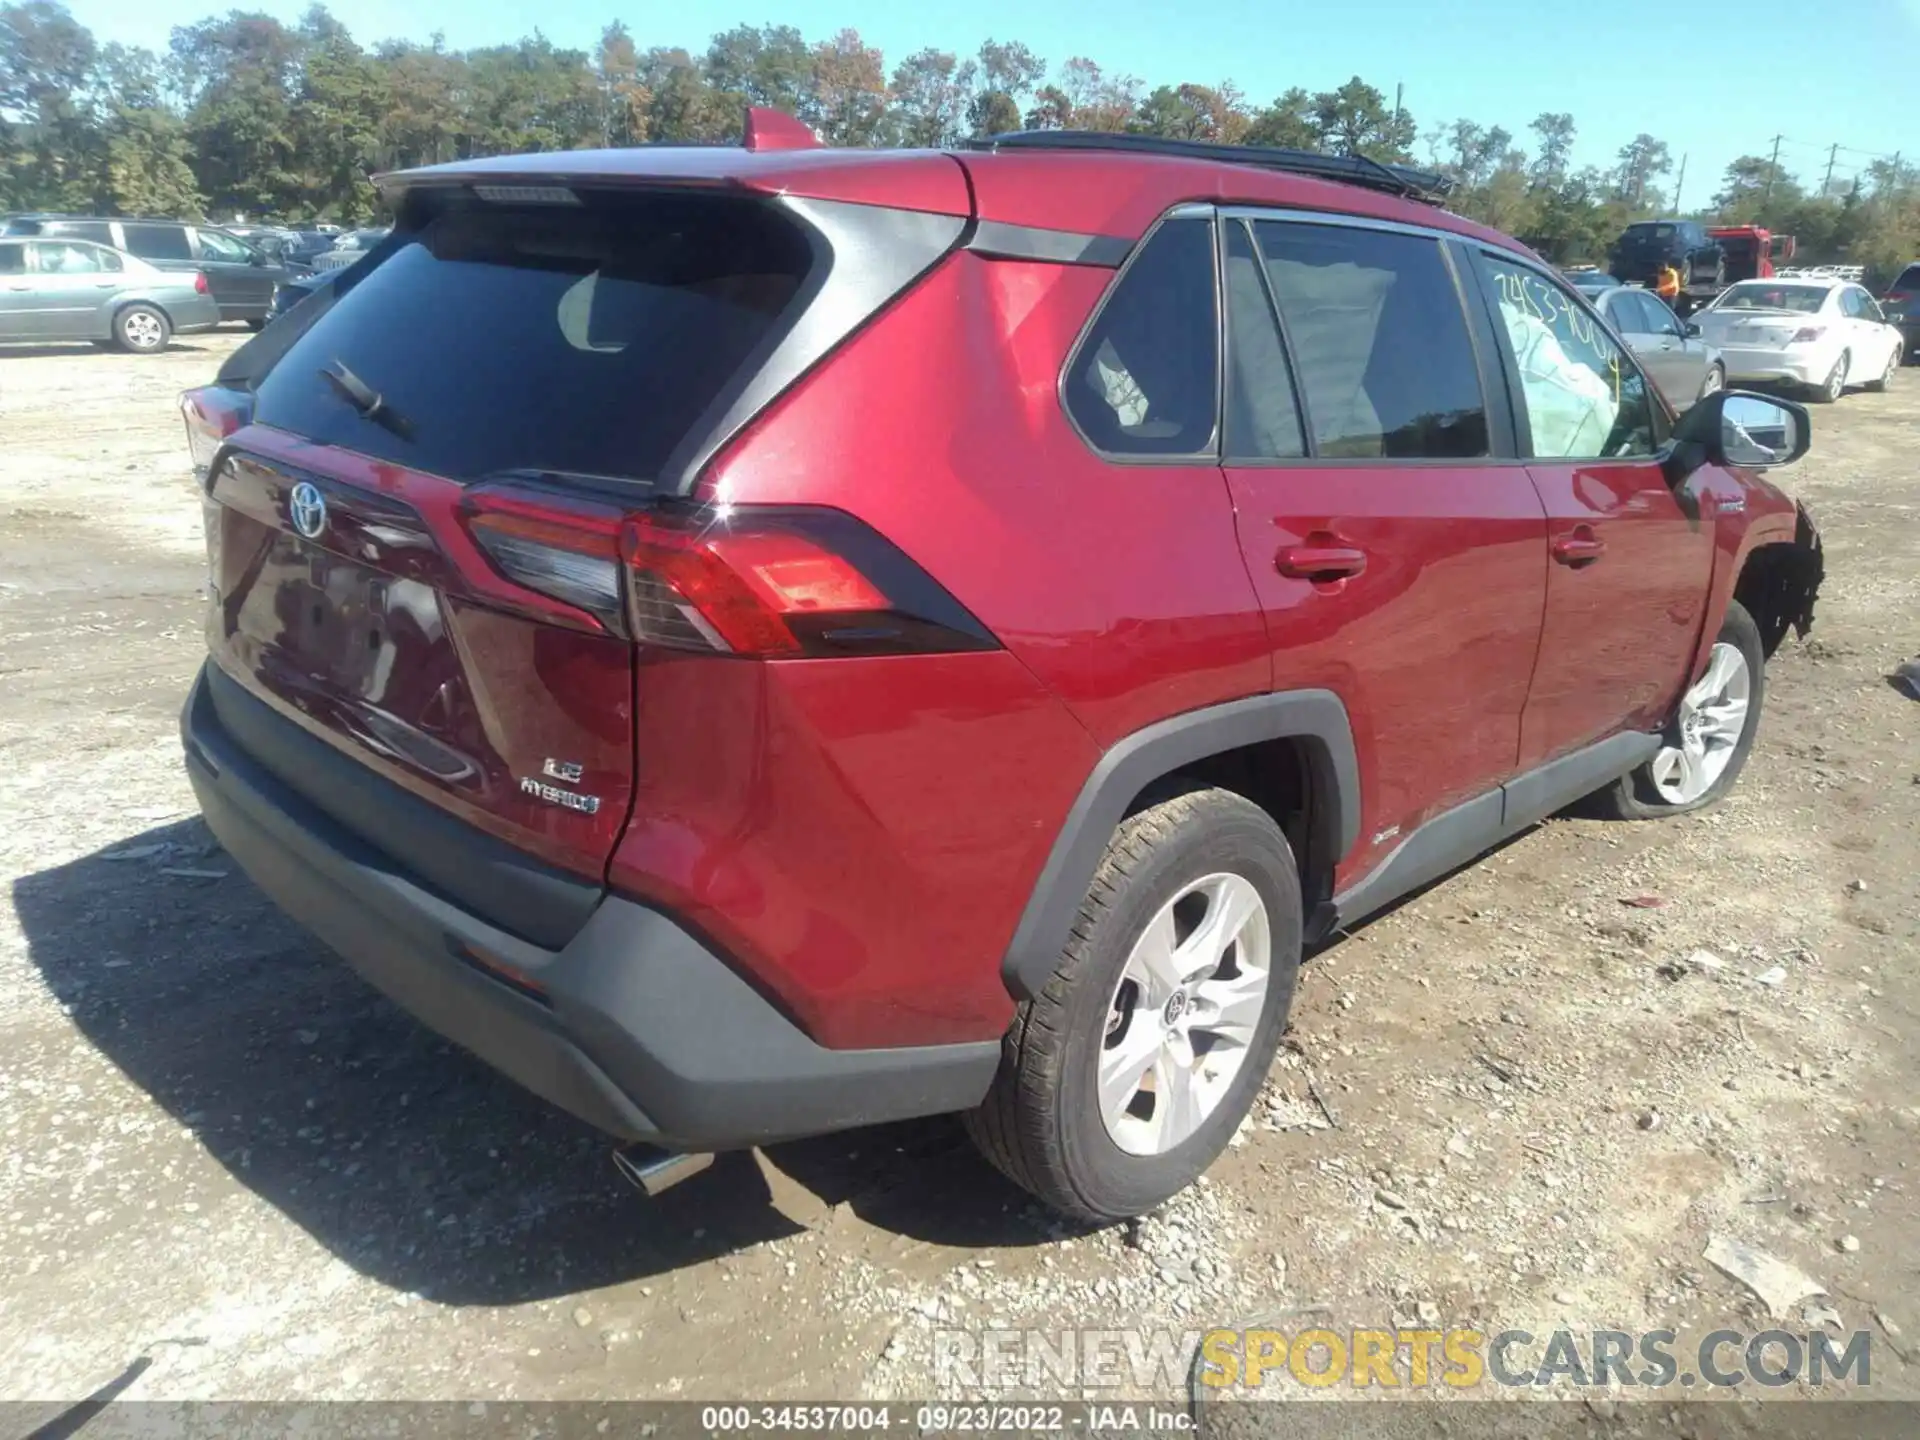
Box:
1716;346;1828;387
180;663;999;1150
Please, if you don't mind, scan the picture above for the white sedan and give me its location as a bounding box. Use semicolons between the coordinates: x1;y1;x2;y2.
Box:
1692;277;1905;402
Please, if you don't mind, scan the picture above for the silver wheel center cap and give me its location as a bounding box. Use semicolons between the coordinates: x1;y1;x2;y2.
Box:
1162;990;1189;1025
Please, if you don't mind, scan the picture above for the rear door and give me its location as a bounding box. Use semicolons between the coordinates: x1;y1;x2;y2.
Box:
0;242;44;336
1466;248;1713;766
1218;213;1547;886
23;241;122;338
199;186;826;892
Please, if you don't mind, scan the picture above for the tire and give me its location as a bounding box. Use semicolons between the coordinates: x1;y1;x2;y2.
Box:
245;317;267;331
1697;363;1725;403
1589;600;1765;821
1863;345;1901;393
965;786;1302;1222
1808;352;1848;403
114;303;171;354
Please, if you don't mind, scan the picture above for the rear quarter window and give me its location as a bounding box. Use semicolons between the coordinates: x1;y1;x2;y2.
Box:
248;190;815;486
1064;219;1220;457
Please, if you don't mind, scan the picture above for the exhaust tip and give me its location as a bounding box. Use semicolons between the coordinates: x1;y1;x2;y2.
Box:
612;1144;715;1197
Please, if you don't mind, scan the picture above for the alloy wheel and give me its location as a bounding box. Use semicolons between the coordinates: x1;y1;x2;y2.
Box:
123;312;163;350
1098;872;1271;1157
1698;366;1723;400
1649;642;1751;805
1825;356;1847;401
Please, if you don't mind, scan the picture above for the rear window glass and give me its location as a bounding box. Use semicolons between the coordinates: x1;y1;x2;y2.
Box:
252;190;814;485
1715;283;1829;313
1894;266;1920;291
1627;224;1676;239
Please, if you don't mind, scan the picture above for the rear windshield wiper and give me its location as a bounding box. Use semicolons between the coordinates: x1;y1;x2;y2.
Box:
320;359;413;441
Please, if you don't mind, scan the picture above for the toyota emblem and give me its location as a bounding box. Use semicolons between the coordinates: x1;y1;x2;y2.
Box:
289;481;327;540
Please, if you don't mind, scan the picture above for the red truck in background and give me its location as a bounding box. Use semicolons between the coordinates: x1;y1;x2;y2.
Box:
1709;225;1796;284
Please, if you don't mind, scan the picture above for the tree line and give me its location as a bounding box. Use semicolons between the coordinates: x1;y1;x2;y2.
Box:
4;1;1915;283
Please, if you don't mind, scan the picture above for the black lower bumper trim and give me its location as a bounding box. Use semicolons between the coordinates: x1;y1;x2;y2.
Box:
181;663;1001;1149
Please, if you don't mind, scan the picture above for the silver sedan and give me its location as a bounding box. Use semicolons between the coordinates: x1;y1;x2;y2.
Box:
1591;284;1726;409
0;238;221;352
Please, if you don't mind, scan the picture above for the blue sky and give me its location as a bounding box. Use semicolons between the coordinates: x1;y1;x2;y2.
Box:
66;0;1920;203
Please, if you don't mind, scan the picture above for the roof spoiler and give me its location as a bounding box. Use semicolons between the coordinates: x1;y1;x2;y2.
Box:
743;106;822;152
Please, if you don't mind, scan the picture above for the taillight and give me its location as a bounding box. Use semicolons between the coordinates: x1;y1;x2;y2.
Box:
1887;292;1911;303
1789;327;1825;344
180;384;251;484
460;487;995;658
464;489;626;633
193;271;210;294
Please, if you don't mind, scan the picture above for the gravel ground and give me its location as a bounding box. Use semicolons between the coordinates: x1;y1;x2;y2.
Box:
2;334;1917;1413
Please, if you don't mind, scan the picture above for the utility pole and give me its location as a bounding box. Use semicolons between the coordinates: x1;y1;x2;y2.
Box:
1823;143;1838;196
1672;153;1687;214
1763;134;1783;206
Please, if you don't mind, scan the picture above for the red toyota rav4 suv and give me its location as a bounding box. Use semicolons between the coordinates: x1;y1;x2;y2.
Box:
180;113;1824;1222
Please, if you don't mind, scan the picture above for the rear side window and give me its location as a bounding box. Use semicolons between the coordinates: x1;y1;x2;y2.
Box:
122;223;192;261
250;191;814;485
1478;253;1657;460
1250;220;1488;459
1065;219;1219;457
0;244;23;274
49;220;112;244
30;241;110;274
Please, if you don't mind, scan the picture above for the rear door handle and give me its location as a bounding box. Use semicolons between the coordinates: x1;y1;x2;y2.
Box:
1551;531;1607;566
1275;542;1367;581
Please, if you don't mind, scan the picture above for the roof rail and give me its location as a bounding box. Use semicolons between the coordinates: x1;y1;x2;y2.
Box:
964;130;1454;206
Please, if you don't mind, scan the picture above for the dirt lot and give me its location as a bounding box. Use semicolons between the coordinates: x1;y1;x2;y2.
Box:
3;333;1918;1416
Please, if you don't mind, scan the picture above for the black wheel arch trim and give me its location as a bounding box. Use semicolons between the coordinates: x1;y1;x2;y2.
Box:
1001;689;1359;1000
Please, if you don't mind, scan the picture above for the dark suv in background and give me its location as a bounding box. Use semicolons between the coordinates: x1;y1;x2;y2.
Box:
1884;262;1920;359
178;113;1825;1222
1609;218;1724;296
1;215;304;327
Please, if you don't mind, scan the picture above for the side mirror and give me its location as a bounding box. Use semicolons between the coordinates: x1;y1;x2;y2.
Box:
1684;320;1701;337
1668;389;1810;481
